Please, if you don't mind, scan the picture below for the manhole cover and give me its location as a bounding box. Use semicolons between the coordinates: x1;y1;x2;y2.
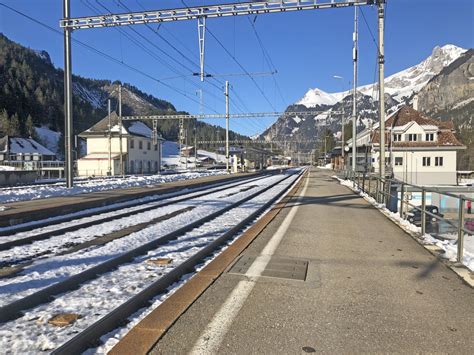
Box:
228;255;308;281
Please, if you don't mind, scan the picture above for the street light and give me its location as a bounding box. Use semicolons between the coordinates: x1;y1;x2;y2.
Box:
333;75;347;170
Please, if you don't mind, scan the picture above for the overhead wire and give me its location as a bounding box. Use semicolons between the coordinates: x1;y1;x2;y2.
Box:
0;1;220;113
91;0;231;112
180;0;277;113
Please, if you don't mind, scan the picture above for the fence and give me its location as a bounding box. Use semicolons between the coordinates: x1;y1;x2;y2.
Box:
343;170;474;264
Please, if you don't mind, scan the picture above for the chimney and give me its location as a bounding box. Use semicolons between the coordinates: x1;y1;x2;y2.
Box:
413;95;419;111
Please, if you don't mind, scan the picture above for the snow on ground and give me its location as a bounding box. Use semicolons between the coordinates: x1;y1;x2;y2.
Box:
335;176;474;271
0;171;225;204
317;163;333;170
0;172;300;352
0;166;16;171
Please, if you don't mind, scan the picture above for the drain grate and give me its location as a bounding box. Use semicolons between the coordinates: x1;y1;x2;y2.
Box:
228;255;308;281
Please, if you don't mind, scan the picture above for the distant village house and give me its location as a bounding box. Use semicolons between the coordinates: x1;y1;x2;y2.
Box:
0;135;56;166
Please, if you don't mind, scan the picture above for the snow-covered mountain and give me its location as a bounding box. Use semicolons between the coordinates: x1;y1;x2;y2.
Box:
297;88;339;107
262;44;470;164
298;44;466;108
359;44;466;102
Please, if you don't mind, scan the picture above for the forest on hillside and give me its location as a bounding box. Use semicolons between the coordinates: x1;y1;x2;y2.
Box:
0;33;249;155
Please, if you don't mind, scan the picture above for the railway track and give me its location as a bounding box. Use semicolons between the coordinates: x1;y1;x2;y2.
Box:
0;173;269;253
0;169;303;353
0;172;265;237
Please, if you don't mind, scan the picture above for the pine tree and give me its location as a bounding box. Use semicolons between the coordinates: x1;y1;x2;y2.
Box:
26;114;36;138
0;109;9;136
8;113;21;136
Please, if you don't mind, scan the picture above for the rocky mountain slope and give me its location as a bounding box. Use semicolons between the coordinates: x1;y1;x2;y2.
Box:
262;44;473;168
414;49;474;169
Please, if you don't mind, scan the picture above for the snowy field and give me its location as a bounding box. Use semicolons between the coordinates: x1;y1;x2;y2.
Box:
336;177;474;272
0;170;301;353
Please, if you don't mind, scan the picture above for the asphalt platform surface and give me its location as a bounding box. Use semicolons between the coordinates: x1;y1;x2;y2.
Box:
151;168;473;354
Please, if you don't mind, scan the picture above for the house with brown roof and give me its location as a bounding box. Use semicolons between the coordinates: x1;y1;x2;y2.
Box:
77;112;164;176
347;106;465;185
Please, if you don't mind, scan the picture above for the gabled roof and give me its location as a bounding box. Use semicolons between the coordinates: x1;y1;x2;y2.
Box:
0;136;55;155
385;106;453;130
79;112;159;139
369;106;464;148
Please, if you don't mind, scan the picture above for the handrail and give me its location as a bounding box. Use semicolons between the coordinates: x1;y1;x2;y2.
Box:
342;169;473;264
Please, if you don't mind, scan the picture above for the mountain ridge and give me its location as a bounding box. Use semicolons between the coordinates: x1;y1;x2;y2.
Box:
262;44;473;169
0;33;248;156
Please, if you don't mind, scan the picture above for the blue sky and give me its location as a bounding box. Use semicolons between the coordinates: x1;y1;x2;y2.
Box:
0;0;473;136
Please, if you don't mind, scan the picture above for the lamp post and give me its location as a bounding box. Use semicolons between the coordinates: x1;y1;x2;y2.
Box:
333;75;347;170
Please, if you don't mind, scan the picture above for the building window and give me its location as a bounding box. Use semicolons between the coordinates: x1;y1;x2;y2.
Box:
435;157;443;166
407;134;418;142
130;139;135;149
393;134;402;142
130;160;135;173
422;157;431;166
139;140;143;150
426;133;434;141
395;157;403;166
147;141;151;150
154;144;158;151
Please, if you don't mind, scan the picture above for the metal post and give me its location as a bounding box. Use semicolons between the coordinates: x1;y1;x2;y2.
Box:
108;99;112;176
341;98;345;169
378;1;386;179
457;196;465;263
421;188;426;235
399;183;405;218
185;120;188;170
198;17;206;82
225;81;230;173
63;0;74;188
376;177;380;203
118;84;124;176
194;125;198;170
351;5;358;172
368;173;371;197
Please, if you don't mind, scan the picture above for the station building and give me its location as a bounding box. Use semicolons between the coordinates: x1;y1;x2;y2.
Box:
77;112;164;176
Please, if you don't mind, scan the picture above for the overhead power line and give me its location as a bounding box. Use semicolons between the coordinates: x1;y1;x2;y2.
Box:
0;1;220;113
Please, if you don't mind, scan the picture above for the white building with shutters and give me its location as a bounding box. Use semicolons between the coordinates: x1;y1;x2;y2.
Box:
347;106;465;185
77;112;164;176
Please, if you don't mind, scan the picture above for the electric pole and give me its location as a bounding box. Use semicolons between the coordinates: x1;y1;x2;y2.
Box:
352;5;358;172
119;84;124;176
63;0;73;188
225;80;230;173
108;99;112;176
194;124;198;170
378;1;386;178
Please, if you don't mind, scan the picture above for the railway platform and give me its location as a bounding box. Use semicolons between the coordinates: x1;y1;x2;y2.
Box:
113;168;473;354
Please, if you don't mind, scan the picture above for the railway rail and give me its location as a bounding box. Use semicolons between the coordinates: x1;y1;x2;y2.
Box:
0;173;270;250
0;169;304;353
